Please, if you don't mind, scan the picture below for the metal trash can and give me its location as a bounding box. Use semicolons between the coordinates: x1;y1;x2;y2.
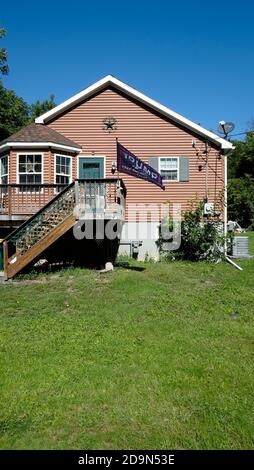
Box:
0;239;3;271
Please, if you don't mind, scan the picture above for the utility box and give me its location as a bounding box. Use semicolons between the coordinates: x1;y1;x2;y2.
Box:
232;236;249;258
203;202;214;216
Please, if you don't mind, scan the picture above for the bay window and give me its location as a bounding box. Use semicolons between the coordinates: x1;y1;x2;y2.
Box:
55;155;71;185
0;155;8;184
18;154;42;190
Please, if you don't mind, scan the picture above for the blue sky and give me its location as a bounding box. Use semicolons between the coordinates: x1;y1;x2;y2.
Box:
1;0;254;138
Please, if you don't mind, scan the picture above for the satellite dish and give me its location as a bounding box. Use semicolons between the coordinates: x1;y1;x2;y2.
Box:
218;121;235;137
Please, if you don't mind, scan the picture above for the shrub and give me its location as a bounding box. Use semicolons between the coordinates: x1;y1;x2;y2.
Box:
157;201;226;262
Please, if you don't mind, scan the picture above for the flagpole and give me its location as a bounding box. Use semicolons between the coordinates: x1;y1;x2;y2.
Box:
116;137;120;182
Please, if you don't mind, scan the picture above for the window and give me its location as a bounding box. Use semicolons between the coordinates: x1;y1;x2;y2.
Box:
18;154;42;190
159;157;179;181
0;155;8;184
55;155;71;185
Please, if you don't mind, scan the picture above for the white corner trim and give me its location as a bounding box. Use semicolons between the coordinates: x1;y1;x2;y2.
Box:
0;141;81;152
35;75;233;150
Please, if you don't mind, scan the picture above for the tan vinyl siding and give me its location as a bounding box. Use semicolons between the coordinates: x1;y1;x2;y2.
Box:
47;88;224;221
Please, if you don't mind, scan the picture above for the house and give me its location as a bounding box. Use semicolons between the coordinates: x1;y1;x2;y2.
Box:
0;75;233;277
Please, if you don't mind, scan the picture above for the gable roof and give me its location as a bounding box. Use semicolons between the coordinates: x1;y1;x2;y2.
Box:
35;75;233;150
0;123;81;152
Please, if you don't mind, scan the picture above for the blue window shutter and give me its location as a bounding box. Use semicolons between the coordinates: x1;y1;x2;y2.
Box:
149;157;159;171
179;157;189;182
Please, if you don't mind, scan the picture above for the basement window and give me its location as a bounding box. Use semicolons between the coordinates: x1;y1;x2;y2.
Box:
159;157;179;181
55;155;71;186
18;154;42;191
0;155;8;184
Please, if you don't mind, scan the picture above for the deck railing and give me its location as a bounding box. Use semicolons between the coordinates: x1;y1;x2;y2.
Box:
0;179;126;218
0;184;68;217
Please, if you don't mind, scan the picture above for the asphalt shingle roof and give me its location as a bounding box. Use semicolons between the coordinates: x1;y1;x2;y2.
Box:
0;123;81;149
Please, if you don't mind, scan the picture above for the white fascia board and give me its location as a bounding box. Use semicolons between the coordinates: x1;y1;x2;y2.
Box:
35;74;233;150
0;142;81;152
35;75;114;124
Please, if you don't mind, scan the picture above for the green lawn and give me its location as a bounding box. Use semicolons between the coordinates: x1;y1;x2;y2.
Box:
0;236;254;449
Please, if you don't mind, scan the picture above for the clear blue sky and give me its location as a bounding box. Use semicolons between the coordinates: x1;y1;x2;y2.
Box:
1;0;254;137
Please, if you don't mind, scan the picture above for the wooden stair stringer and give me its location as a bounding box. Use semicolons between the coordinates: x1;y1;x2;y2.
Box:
5;214;77;280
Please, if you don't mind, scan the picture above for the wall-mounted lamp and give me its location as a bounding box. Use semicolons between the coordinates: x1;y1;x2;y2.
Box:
198;164;203;172
111;161;117;174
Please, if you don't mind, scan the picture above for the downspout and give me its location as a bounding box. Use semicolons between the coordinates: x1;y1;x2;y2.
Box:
223;150;228;256
223;148;243;271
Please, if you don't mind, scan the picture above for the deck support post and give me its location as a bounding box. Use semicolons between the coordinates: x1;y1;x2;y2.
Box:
3;241;8;281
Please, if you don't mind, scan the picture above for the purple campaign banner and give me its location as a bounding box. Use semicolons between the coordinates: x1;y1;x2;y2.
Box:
117;142;165;189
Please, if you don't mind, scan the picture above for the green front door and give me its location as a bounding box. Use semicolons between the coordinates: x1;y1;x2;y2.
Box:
79;157;104;179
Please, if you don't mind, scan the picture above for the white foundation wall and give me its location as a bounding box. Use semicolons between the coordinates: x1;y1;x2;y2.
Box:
119;222;160;260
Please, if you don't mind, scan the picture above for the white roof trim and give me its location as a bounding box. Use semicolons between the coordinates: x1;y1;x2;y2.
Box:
35;75;233;150
0;142;81;152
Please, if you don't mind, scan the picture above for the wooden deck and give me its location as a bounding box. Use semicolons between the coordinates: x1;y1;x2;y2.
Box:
1;179;126;279
0;179;126;220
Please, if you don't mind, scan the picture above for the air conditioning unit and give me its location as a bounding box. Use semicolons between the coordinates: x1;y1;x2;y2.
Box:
232;236;249;258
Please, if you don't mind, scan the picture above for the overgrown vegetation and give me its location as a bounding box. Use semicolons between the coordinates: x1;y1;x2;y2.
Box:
157;201;226;262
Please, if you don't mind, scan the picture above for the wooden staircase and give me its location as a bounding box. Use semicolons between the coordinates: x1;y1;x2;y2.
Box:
2;179;126;280
3;183;77;280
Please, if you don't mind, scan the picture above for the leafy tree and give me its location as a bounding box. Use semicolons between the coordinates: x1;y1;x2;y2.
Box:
227;130;254;228
0;82;30;140
29;95;56;121
0;83;56;140
228;176;254;229
0;27;8;75
228;132;254;179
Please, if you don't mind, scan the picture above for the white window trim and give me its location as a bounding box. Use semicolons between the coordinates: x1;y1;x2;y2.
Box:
76;155;106;179
54;154;72;191
159;156;179;183
0;154;9;184
16;152;44;192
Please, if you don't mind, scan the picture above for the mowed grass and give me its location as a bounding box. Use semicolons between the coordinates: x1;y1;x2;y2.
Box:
0;236;254;449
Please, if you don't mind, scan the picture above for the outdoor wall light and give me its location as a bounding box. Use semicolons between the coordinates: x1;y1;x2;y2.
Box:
111;161;117;174
198;164;203;172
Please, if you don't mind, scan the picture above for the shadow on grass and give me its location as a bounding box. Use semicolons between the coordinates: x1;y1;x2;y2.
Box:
115;261;146;272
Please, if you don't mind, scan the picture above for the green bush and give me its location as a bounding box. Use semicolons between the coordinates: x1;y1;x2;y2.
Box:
157;201;226;262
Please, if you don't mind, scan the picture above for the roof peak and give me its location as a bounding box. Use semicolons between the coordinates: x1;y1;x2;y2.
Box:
34;75;232;150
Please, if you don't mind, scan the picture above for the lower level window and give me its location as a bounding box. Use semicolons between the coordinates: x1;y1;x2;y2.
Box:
55;155;71;185
18;154;42;190
159;157;178;181
0;155;8;184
